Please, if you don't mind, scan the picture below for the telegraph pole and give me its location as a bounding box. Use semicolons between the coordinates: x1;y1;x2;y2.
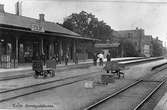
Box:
165;35;167;57
166;40;167;57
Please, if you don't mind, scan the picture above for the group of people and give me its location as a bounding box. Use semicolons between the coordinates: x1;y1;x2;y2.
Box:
93;52;111;66
41;52;112;67
50;54;69;65
41;53;79;66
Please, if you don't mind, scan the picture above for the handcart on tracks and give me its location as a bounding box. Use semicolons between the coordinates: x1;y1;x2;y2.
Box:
32;60;56;79
103;61;125;79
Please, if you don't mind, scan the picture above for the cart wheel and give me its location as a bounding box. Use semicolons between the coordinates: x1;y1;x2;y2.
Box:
42;71;47;79
106;70;109;73
117;72;120;79
34;71;40;79
46;70;54;77
119;72;124;78
50;70;55;77
46;70;51;77
104;82;108;85
33;74;38;79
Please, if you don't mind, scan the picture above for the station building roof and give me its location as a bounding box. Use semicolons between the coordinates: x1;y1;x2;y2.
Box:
0;4;98;41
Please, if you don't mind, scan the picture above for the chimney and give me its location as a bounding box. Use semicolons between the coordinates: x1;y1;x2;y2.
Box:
39;14;45;32
15;1;22;16
0;4;5;13
39;14;45;22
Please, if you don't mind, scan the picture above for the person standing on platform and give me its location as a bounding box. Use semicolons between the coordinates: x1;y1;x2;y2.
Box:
75;53;79;64
97;53;104;66
41;53;46;66
106;53;111;62
51;55;56;60
56;54;59;64
93;53;97;66
65;53;69;65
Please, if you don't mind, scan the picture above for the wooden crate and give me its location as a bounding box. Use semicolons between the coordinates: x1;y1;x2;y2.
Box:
84;80;94;88
46;60;57;69
101;74;114;83
32;60;43;71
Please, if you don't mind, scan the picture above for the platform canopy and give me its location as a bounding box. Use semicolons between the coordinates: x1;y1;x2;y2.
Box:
95;43;120;48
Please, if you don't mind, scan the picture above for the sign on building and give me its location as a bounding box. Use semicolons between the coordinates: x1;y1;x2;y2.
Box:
144;44;150;57
31;24;44;32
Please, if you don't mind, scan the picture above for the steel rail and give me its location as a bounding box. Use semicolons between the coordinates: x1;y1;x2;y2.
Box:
133;80;166;110
0;64;91;82
0;56;162;84
0;71;99;103
0;71;98;94
84;80;142;110
84;79;166;110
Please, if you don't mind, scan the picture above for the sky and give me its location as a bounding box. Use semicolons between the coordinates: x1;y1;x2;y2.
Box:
1;0;167;45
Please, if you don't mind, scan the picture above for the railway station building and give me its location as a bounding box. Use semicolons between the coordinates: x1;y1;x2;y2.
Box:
0;4;96;67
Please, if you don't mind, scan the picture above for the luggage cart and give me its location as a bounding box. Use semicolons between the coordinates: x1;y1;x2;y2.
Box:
32;60;55;79
103;61;125;79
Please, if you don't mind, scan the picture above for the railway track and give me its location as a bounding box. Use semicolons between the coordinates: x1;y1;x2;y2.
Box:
84;79;166;110
0;57;162;82
0;71;99;103
133;80;165;110
0;57;165;104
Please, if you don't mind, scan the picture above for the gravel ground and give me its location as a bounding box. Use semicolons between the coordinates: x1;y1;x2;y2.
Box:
123;59;167;79
0;59;167;110
135;69;167;110
0;78;133;110
92;82;158;110
0;66;101;92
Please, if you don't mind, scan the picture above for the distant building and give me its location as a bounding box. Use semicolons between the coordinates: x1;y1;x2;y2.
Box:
115;28;153;57
155;37;163;48
152;37;163;56
117;28;144;54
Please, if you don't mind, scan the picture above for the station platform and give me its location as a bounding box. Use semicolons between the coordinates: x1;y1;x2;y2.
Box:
0;57;140;79
0;57;162;80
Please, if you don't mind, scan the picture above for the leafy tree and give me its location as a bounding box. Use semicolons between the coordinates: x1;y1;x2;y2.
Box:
62;11;113;41
119;38;139;57
152;39;163;57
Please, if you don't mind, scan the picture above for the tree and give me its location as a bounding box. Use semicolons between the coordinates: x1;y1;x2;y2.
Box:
152;39;163;57
62;11;113;41
119;38;139;57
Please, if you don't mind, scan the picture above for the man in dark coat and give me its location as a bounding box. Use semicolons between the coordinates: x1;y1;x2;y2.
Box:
93;53;97;66
65;53;69;65
106;53;111;62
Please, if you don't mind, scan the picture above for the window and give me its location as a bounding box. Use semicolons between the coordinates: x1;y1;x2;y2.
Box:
128;33;133;38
